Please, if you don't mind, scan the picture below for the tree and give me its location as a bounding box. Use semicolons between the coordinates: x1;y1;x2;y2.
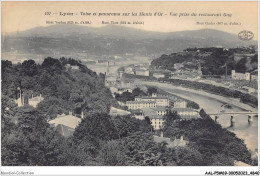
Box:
98;140;127;166
112;115;152;138
21;60;38;76
73;113;119;157
175;147;203;166
147;87;157;96
1;106;67;166
163;110;181;127
42;57;63;74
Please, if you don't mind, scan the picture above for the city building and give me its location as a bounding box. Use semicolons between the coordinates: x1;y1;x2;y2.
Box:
150;115;164;130
173;99;187;108
48;112;82;137
131;110;145;120
174;63;184;70
105;75;117;86
135;69;149;76
142;107;167;117
172;136;189;147
135;96;170;107
109;107;131;116
117;88;133;94
126;101;157;110
241;86;257;94
119;80;132;88
171;108;199;120
154;135;188;148
15;91;24;107
28;94;44;108
153;73;165;79
124;67;134;74
65;64;80;71
231;70;251;81
118;71;124;78
71;65;79;70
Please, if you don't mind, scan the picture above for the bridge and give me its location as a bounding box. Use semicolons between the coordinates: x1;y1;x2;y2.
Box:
207;111;258;126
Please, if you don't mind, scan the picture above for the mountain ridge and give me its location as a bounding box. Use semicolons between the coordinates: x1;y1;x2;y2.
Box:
2;25;257;58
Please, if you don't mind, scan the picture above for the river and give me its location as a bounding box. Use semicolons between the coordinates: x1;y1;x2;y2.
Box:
136;80;258;152
88;61;258;153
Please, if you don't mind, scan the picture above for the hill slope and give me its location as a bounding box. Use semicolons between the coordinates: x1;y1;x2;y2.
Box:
2;25;258;59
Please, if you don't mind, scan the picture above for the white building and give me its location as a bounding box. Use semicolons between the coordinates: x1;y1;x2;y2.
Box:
142;107;168;130
117;88;133;94
174;99;187;108
15;95;24;107
153;73;165;79
135;69;149;76
143;107;199;130
174;63;184;70
28;94;44;108
153;135;188;148
150;115;164;130
71;65;79;70
119;80;131;88
124;67;134;74
105;75;117;86
142;107;167;117
48;112;82;137
172;108;199;120
231;70;251;80
126;101;156;110
109;107;131;116
242;86;257;94
131;110;145;120
65;64;80;71
135;96;170;107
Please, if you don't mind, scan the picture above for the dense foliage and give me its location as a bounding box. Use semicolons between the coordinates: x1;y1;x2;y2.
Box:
1;58;255;166
151;48;258;75
115;87;157;103
2;58;117;119
162;109;253;166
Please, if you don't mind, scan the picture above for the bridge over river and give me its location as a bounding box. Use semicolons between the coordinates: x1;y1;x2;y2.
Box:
207;111;258;127
134;80;258;152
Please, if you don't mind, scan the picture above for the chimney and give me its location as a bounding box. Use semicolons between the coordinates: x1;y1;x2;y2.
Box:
180;136;183;141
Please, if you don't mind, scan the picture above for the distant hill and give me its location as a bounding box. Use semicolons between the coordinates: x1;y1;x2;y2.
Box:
2;25;258;59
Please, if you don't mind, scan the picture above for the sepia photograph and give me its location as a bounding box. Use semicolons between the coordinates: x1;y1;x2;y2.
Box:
1;1;259;175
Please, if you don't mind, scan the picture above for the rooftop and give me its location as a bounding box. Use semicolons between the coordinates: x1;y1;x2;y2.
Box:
171;108;198;112
142;107;167;116
49;114;81;129
126;101;156;104
149;115;164;119
135;96;169;100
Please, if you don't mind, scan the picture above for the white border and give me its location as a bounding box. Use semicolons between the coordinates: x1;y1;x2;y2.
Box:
0;0;259;175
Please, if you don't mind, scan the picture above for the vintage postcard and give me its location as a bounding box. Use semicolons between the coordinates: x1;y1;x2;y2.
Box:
1;1;259;175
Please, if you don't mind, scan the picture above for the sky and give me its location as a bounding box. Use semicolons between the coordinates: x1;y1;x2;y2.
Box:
1;1;258;39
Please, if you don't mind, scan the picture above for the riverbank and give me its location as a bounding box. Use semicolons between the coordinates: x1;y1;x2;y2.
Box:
132;79;258;152
136;80;257;112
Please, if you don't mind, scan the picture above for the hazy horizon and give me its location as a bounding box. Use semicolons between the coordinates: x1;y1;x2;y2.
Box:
2;1;258;39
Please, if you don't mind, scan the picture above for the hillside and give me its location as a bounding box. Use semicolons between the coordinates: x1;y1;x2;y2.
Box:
151;47;258;75
2;25;258;61
1;57;117;119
